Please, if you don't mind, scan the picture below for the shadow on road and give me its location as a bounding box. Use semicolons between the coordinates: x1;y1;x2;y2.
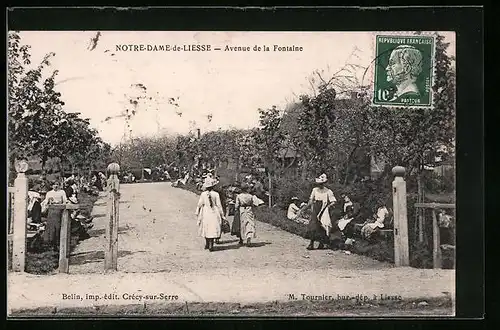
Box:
70;250;147;265
248;242;272;248
211;241;272;251
212;244;241;252
92;213;107;219
88;226;134;237
217;239;240;244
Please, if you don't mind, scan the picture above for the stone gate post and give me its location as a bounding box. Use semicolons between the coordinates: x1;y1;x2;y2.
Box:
105;163;120;272
392;166;410;267
12;160;29;272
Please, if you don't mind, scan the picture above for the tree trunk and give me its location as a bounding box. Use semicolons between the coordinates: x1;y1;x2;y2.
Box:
285;156;297;169
301;159;308;180
140;157;145;181
41;155;47;172
60;159;65;179
268;172;272;207
334;166;341;185
343;147;358;185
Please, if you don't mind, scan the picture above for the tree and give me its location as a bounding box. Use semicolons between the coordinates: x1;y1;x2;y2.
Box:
8;32;64;169
296;86;337;179
254;106;285;206
327;97;371;184
8;32;111;182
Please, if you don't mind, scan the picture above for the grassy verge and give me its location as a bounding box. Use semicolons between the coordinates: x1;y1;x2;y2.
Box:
25;192;99;275
254;207;398;263
10;296;453;317
174;182;202;195
175;183;454;268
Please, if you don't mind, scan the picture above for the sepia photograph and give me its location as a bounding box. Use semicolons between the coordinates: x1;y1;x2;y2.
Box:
7;28;458;317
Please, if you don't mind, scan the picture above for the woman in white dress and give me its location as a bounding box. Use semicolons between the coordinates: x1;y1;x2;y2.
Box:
195;177;225;251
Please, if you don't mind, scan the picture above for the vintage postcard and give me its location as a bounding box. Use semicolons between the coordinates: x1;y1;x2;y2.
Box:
7;29;456;317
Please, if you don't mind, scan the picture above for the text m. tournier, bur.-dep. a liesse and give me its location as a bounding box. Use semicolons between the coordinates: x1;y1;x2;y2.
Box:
289;293;403;301
115;44;303;52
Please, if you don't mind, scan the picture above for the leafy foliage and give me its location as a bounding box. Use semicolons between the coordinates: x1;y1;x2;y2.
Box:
8;32;110;180
254;106;285;174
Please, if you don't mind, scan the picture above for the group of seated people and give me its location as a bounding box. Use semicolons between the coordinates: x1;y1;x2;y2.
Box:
287;194;393;249
25;176;96;251
172;171;191;187
287;194;456;253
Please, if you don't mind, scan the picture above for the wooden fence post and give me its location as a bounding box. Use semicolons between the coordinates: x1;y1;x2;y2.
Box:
105;163;120;272
392;166;410;267
56;203;80;273
432;209;442;269
58;208;71;273
12;160;29;272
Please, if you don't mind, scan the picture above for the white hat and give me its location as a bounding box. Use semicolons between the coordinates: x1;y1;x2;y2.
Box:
28;191;41;199
202;177;218;189
315;173;328;184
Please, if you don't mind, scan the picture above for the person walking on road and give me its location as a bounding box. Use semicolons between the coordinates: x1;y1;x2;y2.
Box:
298;173;337;250
212;177;227;245
195;177;226;252
234;183;265;247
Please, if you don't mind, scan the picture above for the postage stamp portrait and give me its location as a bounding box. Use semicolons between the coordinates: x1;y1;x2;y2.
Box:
372;34;436;107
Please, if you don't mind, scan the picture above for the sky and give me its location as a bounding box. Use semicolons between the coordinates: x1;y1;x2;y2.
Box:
17;31;455;146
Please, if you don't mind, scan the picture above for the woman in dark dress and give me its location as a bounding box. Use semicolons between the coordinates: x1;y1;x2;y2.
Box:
41;182;68;250
299;174;337;250
230;186;244;245
30;197;42;224
93;173;103;191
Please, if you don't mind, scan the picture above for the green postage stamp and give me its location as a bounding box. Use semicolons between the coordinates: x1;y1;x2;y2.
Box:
372;34;436;108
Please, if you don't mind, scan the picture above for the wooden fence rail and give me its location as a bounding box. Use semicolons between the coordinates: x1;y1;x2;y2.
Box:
414;203;456;209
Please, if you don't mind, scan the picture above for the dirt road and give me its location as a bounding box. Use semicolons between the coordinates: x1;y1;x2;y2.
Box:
70;182;391;274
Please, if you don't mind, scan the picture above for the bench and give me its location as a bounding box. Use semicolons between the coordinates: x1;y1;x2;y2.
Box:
379;229;394;239
353;223;394;240
8;231;39;241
